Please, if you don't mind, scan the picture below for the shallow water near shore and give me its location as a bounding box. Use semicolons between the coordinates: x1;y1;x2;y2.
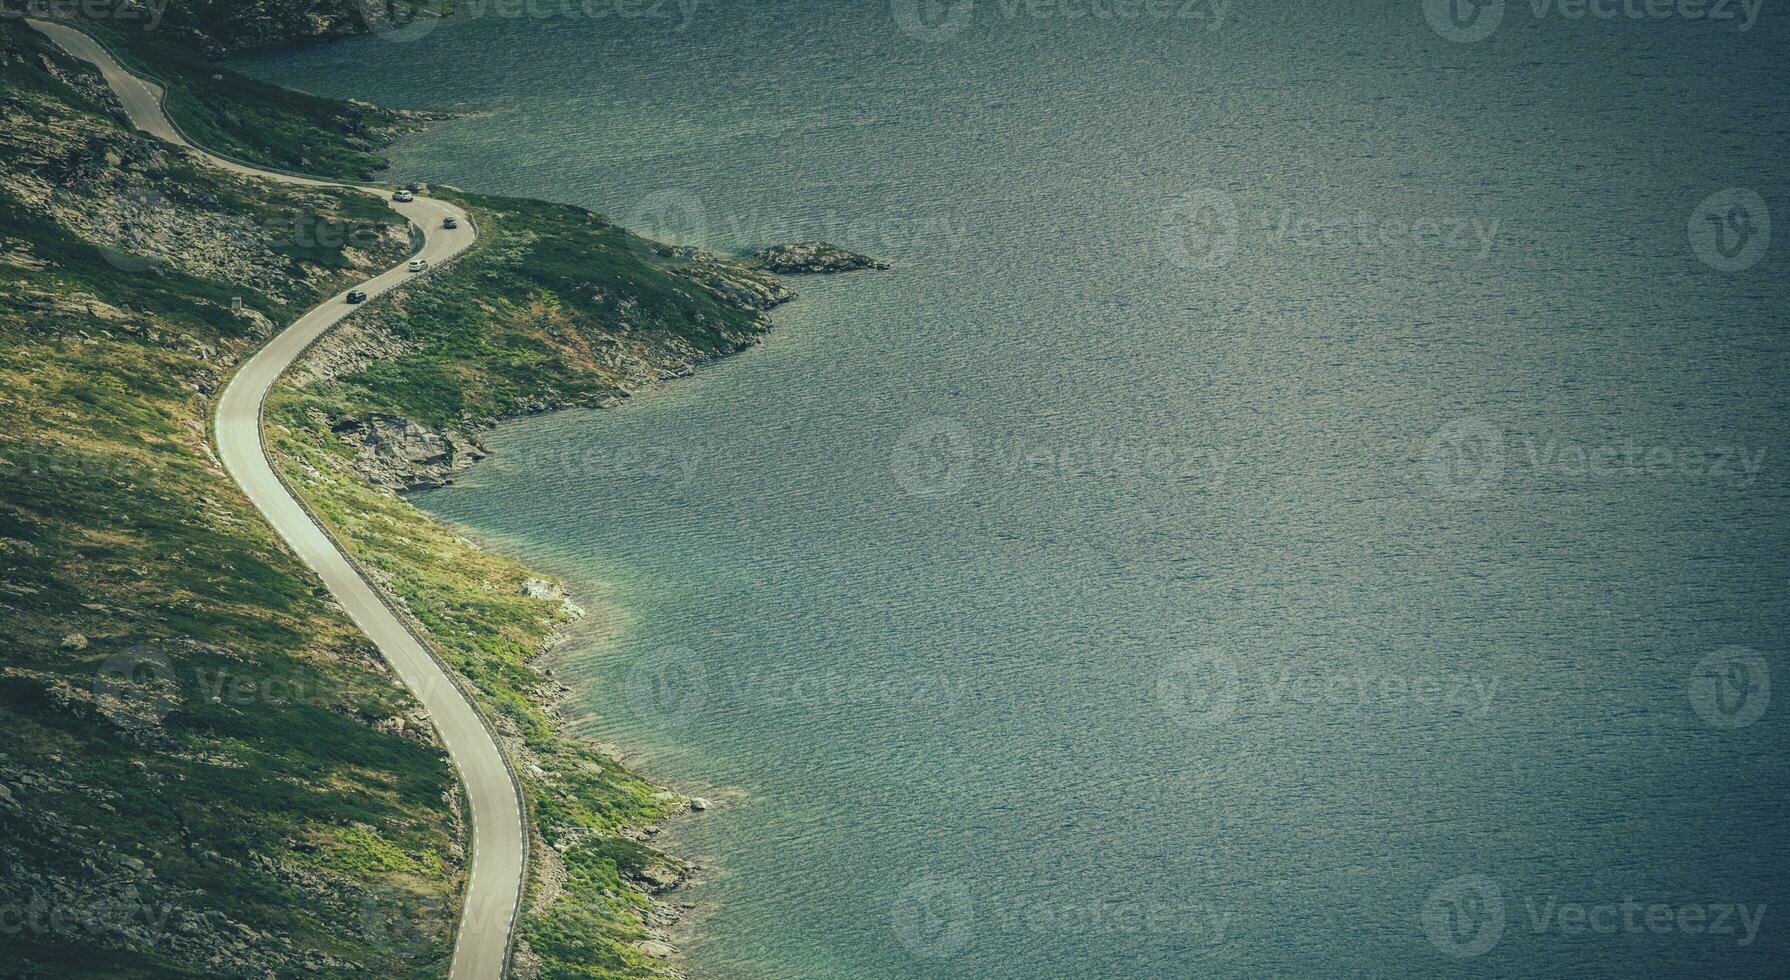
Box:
237;2;1790;976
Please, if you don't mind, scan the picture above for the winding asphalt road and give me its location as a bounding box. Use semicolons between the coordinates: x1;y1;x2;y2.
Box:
29;20;524;980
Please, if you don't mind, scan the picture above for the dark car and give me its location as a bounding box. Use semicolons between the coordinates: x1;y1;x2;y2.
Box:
345;289;368;304
443;217;459;229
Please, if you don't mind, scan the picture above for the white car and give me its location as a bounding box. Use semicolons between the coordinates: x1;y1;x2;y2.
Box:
408;258;429;272
393;190;415;203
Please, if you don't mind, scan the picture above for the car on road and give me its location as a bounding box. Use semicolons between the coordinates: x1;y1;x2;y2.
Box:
393;190;415;202
408;258;429;272
345;289;367;304
443;216;459;229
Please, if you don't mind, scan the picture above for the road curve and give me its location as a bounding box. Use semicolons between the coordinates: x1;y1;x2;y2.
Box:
28;20;524;980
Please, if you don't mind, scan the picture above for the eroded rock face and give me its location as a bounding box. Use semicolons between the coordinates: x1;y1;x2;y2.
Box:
519;578;586;620
330;413;485;491
749;241;890;274
663;245;797;310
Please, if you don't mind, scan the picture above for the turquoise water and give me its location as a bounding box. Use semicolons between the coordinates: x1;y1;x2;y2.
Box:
239;3;1789;976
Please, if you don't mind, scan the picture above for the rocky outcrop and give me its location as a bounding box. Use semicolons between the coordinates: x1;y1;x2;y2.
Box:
664;245;797;310
135;1;371;56
329;413;486;491
0;52;412;306
749;241;889;275
519;578;586;620
289;317;419;387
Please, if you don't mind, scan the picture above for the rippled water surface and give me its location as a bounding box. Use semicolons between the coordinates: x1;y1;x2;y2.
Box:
239;3;1789;976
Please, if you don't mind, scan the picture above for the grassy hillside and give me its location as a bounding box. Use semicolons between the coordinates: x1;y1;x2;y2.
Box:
0;18;462;977
2;12;794;978
74;15;425;180
265;188;788;977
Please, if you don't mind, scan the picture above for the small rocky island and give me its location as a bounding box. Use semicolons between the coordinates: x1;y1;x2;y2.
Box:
750;241;890;274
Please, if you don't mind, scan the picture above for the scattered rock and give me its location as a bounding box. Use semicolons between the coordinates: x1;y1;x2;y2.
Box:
664;245;795;310
635;861;685;894
519;578;587;619
750;241;889;274
330;412;485;491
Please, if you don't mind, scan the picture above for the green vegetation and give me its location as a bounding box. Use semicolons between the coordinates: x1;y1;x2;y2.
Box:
0;18;456;976
277;188;775;429
82;15;422;180
265;188;786;977
4;8;791;977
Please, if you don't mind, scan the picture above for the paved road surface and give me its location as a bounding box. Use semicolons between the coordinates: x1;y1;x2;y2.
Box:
28;19;525;980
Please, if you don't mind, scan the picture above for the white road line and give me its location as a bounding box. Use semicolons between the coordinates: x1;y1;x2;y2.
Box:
26;19;526;980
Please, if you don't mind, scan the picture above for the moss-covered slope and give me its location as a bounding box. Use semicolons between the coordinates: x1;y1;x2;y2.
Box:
2;10;796;978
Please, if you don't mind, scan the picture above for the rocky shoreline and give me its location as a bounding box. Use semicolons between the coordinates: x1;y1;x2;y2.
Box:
279;219;885;974
319;239;885;494
5;10;888;972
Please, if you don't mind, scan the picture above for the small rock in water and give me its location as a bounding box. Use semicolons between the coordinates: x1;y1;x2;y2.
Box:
688;797;711;811
750;241;889;274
